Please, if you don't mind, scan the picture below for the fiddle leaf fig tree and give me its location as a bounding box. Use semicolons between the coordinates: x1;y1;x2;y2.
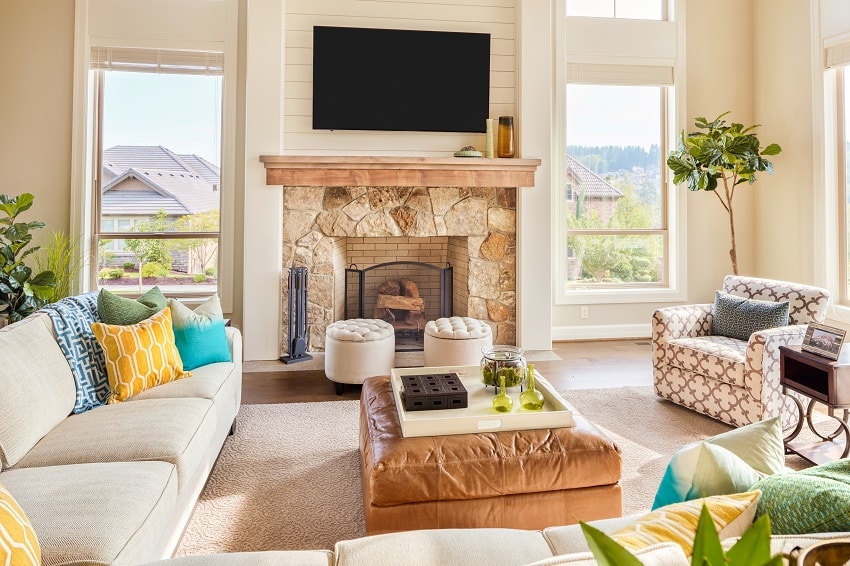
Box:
0;193;57;322
666;112;782;275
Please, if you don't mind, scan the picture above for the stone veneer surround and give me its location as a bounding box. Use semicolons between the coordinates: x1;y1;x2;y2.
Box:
282;185;518;353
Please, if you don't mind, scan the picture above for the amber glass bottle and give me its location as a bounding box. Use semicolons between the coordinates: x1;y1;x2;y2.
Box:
497;116;515;158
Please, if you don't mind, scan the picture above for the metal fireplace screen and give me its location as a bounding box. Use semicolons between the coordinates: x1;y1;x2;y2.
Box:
345;261;453;352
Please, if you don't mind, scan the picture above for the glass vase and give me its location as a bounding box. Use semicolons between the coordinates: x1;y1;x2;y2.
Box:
481;344;527;390
520;363;545;411
497;116;515;158
492;374;514;413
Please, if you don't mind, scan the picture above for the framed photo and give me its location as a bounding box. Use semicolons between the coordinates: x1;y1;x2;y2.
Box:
801;322;847;360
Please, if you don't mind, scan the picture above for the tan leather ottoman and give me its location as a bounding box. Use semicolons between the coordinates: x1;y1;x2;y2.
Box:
359;375;623;534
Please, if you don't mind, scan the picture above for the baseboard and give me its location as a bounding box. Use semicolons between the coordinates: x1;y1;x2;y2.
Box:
552;323;651;341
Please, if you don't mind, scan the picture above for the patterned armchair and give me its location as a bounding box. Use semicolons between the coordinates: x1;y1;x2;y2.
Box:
652;275;831;427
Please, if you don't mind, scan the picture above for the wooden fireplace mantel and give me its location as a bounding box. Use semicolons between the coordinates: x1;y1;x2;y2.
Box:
259;155;542;188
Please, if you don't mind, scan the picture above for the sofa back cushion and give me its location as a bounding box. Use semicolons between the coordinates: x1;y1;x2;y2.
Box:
0;314;75;468
722;275;830;326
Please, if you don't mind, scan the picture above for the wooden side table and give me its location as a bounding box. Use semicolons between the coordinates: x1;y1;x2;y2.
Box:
779;344;850;464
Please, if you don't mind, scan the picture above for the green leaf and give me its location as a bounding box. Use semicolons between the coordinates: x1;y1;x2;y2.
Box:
761;143;782;156
580;522;643;566
726;514;773;566
691;505;724;566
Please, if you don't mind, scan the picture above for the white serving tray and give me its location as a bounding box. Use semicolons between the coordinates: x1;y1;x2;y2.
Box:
390;365;574;438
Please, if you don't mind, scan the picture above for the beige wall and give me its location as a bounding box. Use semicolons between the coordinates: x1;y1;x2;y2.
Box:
0;1;75;238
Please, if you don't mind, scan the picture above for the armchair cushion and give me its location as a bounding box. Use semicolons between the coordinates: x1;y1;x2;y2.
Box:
665;335;747;386
712;291;790;341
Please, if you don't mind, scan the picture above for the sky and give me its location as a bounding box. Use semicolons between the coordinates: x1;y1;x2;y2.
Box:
102;72;222;166
566;84;661;149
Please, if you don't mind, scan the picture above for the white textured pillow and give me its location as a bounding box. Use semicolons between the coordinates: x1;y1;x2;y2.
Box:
0;315;76;468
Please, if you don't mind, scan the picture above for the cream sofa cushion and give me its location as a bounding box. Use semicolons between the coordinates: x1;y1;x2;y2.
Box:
336;528;554;566
544;515;639;556
13;398;217;494
524;542;688;565
1;460;176;566
0;313;75;469
140;551;334;566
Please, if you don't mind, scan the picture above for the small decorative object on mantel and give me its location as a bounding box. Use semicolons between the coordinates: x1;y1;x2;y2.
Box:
454;145;483;158
485;118;496;158
801;321;847;361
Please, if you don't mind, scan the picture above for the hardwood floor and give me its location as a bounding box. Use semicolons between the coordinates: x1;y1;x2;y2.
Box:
241;339;654;404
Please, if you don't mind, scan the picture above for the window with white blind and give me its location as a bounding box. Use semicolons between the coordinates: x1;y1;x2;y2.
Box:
89;47;223;295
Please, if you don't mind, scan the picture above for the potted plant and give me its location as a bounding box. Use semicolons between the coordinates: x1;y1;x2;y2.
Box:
666;112;782;275
0;193;57;323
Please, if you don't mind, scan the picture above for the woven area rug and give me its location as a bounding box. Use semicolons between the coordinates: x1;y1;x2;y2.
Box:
175;387;815;555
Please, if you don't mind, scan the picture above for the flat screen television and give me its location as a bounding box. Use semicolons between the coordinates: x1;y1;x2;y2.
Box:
312;26;491;133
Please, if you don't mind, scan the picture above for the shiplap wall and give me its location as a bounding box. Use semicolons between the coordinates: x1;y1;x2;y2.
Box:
283;0;516;156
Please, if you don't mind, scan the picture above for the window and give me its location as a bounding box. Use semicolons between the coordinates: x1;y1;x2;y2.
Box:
90;47;223;295
563;83;668;290
566;0;665;20
566;184;574;200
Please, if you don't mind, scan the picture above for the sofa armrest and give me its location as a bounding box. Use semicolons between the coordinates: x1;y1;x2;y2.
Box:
743;324;807;417
225;326;243;365
652;304;713;342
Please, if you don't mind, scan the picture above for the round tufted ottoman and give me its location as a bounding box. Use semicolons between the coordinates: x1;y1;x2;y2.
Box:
325;318;395;395
423;316;493;367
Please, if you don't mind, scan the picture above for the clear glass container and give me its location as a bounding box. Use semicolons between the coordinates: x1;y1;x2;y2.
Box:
481;344;527;389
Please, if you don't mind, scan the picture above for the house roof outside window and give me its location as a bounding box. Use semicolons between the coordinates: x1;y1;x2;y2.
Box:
565;155;624;200
102;145;220;217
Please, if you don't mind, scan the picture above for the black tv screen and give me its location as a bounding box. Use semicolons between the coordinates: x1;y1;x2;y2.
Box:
312;26;491;133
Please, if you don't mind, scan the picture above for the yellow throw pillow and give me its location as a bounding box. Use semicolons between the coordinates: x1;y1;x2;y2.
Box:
91;307;190;403
0;482;40;565
610;491;761;556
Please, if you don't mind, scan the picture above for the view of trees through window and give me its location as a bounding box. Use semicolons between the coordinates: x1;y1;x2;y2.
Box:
564;84;666;289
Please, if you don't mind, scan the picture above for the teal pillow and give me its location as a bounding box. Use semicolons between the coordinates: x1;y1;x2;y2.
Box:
97;287;167;325
652;417;785;509
752;459;850;534
167;295;231;371
712;291;790;341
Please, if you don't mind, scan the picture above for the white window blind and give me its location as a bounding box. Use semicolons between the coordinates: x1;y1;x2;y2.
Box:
567;62;673;86
826;41;850;69
90;47;224;76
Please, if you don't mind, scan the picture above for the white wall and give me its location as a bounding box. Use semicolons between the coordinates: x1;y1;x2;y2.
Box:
282;0;516;156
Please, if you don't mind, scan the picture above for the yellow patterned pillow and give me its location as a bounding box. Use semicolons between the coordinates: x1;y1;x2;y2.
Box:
91;307;190;403
0;482;40;565
610;491;761;556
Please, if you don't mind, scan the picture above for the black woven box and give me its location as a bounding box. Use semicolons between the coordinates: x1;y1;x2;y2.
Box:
401;373;468;411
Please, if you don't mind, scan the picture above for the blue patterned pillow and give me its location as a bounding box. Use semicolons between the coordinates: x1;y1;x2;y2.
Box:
40;293;110;413
712;290;790;341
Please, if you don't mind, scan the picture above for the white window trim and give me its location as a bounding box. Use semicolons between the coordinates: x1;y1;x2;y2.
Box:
70;0;237;312
553;3;687;306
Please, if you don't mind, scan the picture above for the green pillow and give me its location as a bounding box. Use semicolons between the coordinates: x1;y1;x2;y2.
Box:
97;287;167;325
751;458;850;534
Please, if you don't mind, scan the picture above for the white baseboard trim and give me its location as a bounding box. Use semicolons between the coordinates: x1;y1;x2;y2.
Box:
552;323;652;341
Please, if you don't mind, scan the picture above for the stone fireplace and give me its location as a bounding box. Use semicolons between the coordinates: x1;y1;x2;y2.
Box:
261;156;541;356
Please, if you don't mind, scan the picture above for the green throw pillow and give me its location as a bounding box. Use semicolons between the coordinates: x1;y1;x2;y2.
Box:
712;290;790;341
97;287;167;325
751;458;850;534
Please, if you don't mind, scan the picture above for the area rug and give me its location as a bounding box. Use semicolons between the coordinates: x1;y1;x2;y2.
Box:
175;387;815;555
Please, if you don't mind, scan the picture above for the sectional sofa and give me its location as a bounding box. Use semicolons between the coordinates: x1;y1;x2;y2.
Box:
0;308;242;565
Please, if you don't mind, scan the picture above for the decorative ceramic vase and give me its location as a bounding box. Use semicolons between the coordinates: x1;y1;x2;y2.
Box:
493;374;514;413
481;344;527;389
485;118;496;158
497;116;515;158
520;363;545;411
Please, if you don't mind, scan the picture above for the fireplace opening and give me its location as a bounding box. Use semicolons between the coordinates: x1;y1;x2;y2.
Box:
345;261;453;352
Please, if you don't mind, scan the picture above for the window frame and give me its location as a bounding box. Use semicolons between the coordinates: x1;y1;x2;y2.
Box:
88;59;226;299
554;3;687;306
